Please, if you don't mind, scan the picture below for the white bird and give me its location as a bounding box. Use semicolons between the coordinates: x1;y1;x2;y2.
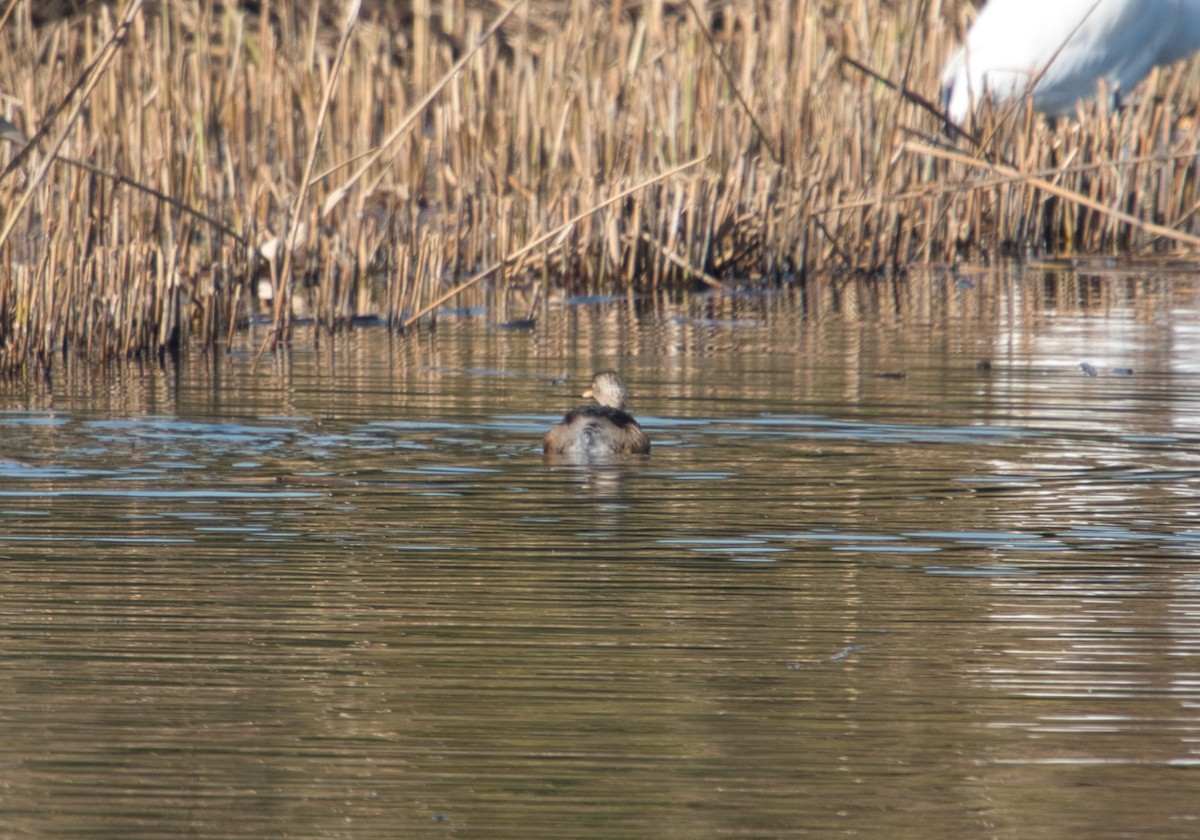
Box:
941;0;1200;124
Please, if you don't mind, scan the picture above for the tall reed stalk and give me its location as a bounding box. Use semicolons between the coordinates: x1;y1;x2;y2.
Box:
1;0;1198;375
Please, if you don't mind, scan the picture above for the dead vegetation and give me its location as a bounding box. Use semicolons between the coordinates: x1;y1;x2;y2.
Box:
1;0;1199;375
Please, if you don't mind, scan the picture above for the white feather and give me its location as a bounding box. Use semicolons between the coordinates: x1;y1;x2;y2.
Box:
942;0;1200;123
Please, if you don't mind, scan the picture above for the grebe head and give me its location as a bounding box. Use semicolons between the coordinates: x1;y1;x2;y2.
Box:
582;370;631;410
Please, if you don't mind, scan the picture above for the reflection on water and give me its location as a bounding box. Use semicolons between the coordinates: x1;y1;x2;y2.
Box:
1;270;1199;837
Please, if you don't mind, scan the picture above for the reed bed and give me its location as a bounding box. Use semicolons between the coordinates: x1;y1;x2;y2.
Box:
2;0;1200;375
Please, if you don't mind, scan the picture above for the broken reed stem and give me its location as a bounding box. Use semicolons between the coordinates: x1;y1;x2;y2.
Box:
685;0;780;166
841;54;955;132
908;139;1200;250
400;156;709;329
18;150;245;245
0;0;145;249
256;0;362;368
826;140;1200;212
318;0;530;218
632;229;726;290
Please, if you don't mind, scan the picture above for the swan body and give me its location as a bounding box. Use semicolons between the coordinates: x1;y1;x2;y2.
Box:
941;0;1200;123
543;371;650;461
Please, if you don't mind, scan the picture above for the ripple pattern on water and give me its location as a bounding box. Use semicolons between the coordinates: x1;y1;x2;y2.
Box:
2;280;1200;837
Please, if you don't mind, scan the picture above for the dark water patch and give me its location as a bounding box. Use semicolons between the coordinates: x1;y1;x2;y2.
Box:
438;305;488;317
85;417;300;434
923;564;1034;576
666;316;765;329
0;412;71;427
556;294;624;306
1;488;324;500
732;414;1030;444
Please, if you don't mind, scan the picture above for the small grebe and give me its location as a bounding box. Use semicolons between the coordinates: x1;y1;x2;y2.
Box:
543;371;651;459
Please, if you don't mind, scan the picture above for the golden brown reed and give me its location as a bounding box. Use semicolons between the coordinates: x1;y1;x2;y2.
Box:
1;0;1200;376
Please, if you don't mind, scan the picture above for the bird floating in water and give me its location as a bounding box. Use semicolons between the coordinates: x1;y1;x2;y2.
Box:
941;0;1200;124
543;371;651;461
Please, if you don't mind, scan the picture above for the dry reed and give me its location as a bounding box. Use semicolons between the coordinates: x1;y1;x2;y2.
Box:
1;0;1199;376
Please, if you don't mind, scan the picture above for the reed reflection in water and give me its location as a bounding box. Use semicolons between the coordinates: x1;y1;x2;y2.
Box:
0;271;1198;838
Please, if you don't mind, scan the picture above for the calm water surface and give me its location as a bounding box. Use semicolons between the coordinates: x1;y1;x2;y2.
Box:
1;271;1199;837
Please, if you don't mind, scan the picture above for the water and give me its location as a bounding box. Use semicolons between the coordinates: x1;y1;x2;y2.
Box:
1;270;1199;837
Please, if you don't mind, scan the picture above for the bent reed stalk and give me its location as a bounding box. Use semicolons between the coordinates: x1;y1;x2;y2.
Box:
1;0;1199;376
